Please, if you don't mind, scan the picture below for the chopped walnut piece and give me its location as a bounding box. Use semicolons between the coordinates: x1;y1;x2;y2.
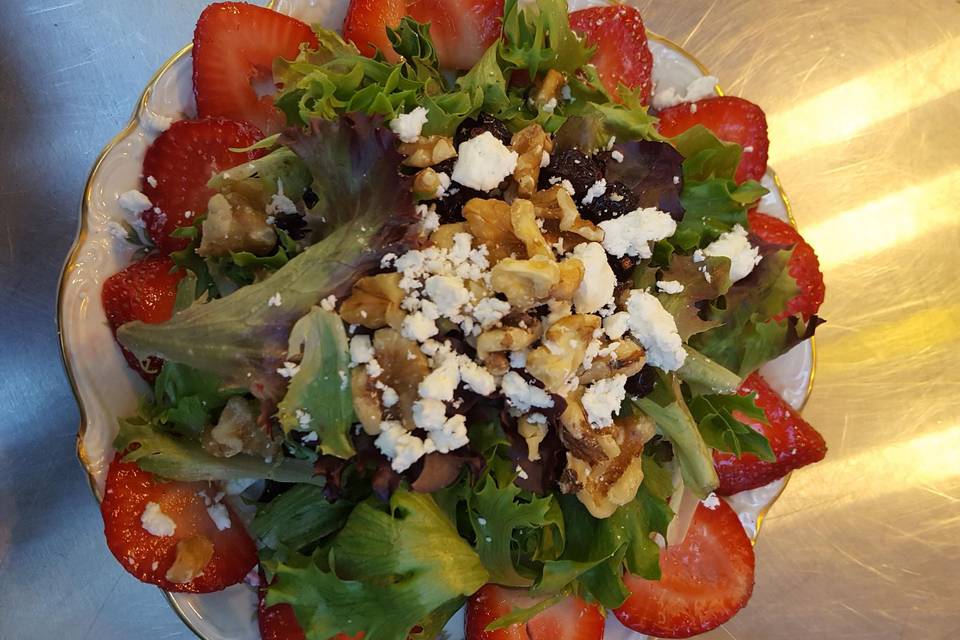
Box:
580;339;647;385
351;367;383;435
198;193;277;258
563;412;656;519
413;167;446;199
340;273;406;330
203;396;277;459
550;256;585;302
476;324;541;359
490;256;560;310
511;125;554;198
518;415;549;462
482;352;511;377
526;314;600;393
531;186;604;242
398;135;457;168
464;198;526;263
532;69;566;107
165;535;215;584
373;328;431;430
510;199;552;259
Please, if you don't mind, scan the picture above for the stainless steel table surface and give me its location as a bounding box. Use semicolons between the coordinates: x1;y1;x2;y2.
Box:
1;1;958;639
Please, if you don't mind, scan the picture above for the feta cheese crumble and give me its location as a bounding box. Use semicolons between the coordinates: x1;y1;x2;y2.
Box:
501;372;554;412
206;503;232;531
599;208;677;259
118;190;152;215
389;107;429;143
141;502;176;537
451;132;519;191
349;335;375;366
572;242;616;315
375;421;429;473
581;179;607;205
267;293;283;307
625;290;687;371
652;75;719;110
656;280;685;295
581;375;628;428
603;312;631;340
703;224;762;283
702;493;721;510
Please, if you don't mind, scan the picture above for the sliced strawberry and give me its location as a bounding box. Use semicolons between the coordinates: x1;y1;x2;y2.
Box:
193;2;319;132
101;455;257;593
658;96;769;183
748;210;825;320
714;372;828;495
615;500;754;639
101;254;185;381
343;0;503;70
569;5;654;104
466;584;605;640
141;117;264;253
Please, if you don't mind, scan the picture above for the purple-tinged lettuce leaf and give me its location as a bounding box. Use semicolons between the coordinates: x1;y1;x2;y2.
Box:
603;140;685;219
119;115;417;401
654;254;733;341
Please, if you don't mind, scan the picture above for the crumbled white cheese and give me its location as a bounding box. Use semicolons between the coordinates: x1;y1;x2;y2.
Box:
656;280;685;295
268;293;283;307
603;312;631;340
541;150;551;168
206;503;232;531
611;150;624;163
413;398;448;431
301;431;319;443
572;242;616;314
349;335;375;366
424;275;471;317
581;375;628;428
625;290;687;371
402;311;440;343
516;465;530;480
451;132;519;191
418;204;441;234
319;295;337;311
277;361;301;378
501;371;554;412
418;356;461;401
435;172;452;199
703;224;762;282
702;493;721;510
141;502;176;537
458;356;497;396
582;179;607;205
599;207;677;259
473;297;512;329
561;84;573;101
652;75;719;110
266;192;298;217
366;358;383;378
295;409;312;428
509;350;528;369
118;190;152;215
560;179;576;196
106;221;128;240
379;384;399;408
426;414;469;453
375;421;429;472
527;413;547;425
389;106;429;143
146;175;158;189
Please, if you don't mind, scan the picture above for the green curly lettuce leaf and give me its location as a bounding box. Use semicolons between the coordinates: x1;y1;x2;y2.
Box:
146;362;243;438
688;393;775;461
267;490;488;640
252;484;354;563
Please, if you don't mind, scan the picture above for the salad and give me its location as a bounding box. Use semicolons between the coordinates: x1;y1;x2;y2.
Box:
96;1;828;639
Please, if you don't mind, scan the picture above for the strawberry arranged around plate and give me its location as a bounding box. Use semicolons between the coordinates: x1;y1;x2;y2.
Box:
89;2;828;640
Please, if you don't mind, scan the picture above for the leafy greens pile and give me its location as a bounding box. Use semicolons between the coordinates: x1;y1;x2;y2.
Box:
110;2;821;639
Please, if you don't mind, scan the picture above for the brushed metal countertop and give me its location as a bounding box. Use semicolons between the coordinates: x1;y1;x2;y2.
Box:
1;1;957;638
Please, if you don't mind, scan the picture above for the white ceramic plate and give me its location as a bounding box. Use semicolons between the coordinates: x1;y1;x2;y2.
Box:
58;1;814;638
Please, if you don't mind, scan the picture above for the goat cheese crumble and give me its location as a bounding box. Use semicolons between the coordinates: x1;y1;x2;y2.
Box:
141;502;176;537
625;290;687;371
451;132;519;191
389;107;429;143
599;207;677;259
703;224;762;283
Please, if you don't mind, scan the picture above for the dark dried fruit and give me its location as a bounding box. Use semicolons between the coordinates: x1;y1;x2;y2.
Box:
625;364;657;398
610;255;639;284
579;180;639;223
272;212;307;240
454;113;512;147
539;149;604;200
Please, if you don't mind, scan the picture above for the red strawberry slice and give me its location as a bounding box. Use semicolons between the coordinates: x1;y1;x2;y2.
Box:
141;117;264;253
569;5;654;104
193;2;319;133
714;372;828;496
101;455;257;593
748;210;825;320
342;0;503;70
101;254;185;381
615;500;754;639
466;584;605;640
658;96;769;183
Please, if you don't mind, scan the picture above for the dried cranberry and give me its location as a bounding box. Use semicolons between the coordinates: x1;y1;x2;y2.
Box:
432;183;487;224
539;149;604;200
272;212;307;240
454;113;512;147
610;255;639;284
626;365;657;398
579;180;639;223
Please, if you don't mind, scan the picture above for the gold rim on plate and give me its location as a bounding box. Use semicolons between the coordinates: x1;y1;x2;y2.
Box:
57;19;815;640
